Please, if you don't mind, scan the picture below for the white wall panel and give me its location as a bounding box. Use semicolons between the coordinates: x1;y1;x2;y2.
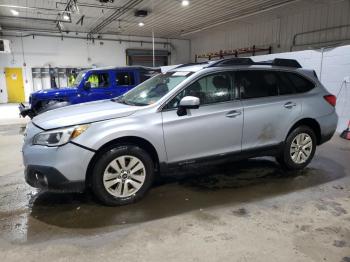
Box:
0;35;190;103
191;0;350;60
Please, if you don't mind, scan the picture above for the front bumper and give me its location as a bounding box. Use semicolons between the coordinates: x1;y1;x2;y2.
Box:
19;103;35;118
25;165;85;192
23;140;95;192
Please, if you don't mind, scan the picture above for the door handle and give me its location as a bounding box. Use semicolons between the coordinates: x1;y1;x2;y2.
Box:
284;102;297;109
226;110;242;118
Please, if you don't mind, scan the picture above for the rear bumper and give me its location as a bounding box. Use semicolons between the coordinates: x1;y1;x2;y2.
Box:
317;112;338;144
25;165;85;192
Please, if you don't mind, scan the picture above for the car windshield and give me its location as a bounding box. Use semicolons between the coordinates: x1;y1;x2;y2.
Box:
73;70;88;86
116;71;193;106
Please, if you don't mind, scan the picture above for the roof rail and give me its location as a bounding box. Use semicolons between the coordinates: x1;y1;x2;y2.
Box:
207;58;302;68
208;58;254;67
175;61;210;69
268;58;302;68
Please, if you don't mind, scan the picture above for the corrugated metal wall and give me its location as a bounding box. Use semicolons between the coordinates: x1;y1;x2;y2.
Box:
191;0;350;61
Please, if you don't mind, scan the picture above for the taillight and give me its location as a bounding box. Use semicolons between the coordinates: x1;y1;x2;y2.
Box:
324;95;336;107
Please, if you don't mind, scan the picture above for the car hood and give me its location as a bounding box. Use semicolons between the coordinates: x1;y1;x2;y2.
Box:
32;87;78;99
32;99;138;130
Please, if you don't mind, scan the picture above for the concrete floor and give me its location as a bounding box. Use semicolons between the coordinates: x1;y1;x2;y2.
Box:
0;115;349;261
0;104;29;126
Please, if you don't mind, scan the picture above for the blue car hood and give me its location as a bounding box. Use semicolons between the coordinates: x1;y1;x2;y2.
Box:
32;87;78;99
32;99;139;130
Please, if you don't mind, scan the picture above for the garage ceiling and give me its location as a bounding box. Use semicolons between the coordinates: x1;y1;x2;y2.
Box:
0;0;300;38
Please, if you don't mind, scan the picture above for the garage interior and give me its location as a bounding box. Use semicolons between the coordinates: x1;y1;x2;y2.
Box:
1;0;350;261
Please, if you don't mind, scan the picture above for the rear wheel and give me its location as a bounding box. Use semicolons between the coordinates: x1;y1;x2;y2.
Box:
277;126;316;170
91;145;155;206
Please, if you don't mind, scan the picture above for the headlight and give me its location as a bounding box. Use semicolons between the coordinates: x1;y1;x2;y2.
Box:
33;125;89;147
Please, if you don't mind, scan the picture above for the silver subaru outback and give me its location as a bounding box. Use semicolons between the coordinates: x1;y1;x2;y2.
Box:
22;58;338;205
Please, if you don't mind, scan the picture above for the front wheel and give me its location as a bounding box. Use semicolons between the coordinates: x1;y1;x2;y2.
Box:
277;126;316;170
91;145;155;206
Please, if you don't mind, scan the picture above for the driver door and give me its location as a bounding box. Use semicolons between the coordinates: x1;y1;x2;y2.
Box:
80;71;112;102
161;72;243;164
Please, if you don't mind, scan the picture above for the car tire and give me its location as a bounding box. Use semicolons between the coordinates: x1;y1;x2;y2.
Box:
91;145;155;206
277;126;316;171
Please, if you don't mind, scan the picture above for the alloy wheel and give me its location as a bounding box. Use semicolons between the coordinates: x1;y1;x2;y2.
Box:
290;133;313;164
103;155;146;197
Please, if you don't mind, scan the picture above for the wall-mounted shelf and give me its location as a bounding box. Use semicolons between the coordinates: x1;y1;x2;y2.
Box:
195;45;272;62
31;67;90;91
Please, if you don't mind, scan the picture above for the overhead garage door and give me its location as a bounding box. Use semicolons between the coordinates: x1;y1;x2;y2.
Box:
126;49;170;67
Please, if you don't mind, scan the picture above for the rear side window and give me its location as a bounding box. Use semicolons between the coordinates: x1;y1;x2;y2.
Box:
140;72;149;83
285;73;314;93
276;72;296;95
236;70;315;99
237;70;278;99
116;72;135;86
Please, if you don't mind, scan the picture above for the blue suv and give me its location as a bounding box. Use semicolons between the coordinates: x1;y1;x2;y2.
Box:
19;66;160;118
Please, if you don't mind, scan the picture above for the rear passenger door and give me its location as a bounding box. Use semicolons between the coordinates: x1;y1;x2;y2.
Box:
237;70;302;150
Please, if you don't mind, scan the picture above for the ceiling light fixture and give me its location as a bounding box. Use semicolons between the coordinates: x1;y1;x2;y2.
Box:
135;10;148;17
62;13;70;21
10;9;19;16
138;22;145;27
181;0;190;7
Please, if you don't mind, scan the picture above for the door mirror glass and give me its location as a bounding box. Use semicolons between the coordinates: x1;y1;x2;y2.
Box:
177;96;200;116
83;81;91;91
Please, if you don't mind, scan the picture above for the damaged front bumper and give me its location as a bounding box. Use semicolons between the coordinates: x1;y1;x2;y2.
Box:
19;103;35;118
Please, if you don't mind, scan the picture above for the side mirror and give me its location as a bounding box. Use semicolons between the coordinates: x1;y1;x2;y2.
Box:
83;81;91;91
177;96;200;116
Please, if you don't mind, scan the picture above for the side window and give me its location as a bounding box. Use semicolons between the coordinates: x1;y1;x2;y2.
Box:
286;72;314;93
237;70;278;99
167;73;233;109
277;72;296;95
88;73;109;88
116;72;135;86
140;72;149;83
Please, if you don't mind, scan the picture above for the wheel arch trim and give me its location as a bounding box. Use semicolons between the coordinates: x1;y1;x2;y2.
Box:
85;136;160;187
286;118;321;144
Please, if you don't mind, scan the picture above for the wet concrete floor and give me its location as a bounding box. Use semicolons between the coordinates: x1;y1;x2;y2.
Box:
0;123;350;261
